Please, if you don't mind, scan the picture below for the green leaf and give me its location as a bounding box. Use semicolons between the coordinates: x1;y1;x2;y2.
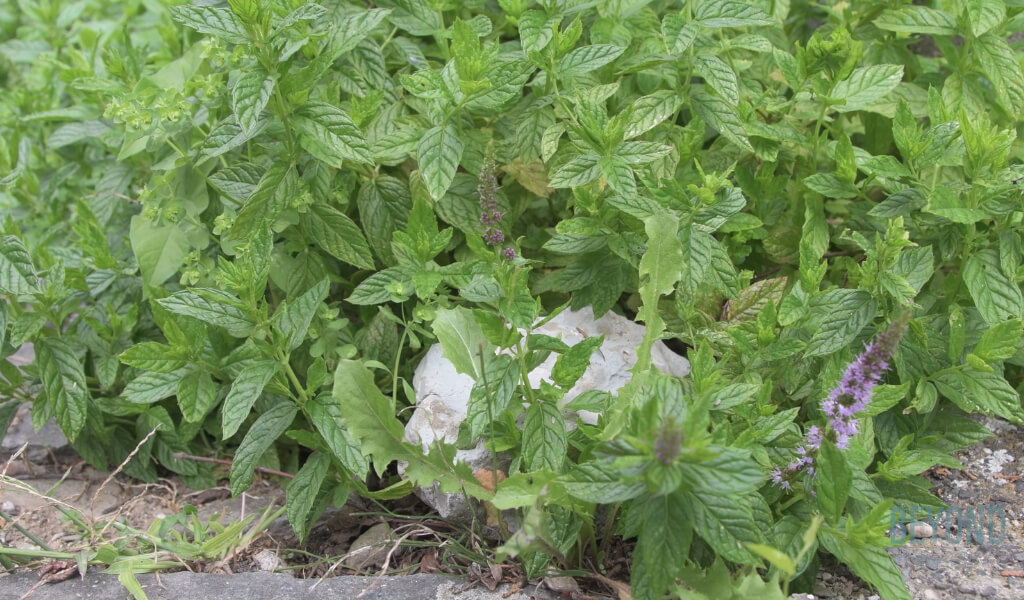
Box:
229;402;297;496
632;492;692;600
432;306;493;379
281;9;391;95
966;0;1006;37
684;491;760;563
933;368;1024;425
417;124;464;201
129;217;191;288
694;54;739;105
177;369;218;423
816;440;852;524
625;91;681;139
678;447;763;494
272;279;329;353
292;102;372;167
37;338;89;442
972;33;1024;115
563;461;645;503
286;451;330;541
0;235;38;296
637;211;683;371
831;65;903;113
973;319;1021;362
963;249;1023;325
221;361;280;439
299;204;375;270
232;69;273;135
122;370;187;405
333;360;487;497
694;1;773;28
802;173;859;199
874;7;956;35
169;5;248;44
556;45;624;78
465;355;519;439
385;0;441;35
158;289;255;336
615;142;673;165
523;402;567;471
551;336;603;389
661;15;698;54
804;289;877;357
304;393;369;477
549;153;601;188
819;530;912;600
119;342;185;373
691;89;753;152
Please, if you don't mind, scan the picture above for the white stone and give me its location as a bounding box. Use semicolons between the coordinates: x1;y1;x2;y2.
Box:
252;549;283;571
405;306;690;520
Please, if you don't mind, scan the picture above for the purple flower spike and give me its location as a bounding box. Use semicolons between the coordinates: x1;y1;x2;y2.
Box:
771;315;909;492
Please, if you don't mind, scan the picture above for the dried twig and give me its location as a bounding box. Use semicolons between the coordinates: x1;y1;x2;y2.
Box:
171;453;294;479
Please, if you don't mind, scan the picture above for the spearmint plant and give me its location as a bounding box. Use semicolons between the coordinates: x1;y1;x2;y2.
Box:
1;1;1023;599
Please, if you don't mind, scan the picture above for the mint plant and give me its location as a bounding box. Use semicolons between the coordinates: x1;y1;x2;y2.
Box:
2;0;1023;598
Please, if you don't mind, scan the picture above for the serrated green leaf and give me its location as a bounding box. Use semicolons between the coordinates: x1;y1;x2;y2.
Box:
804;289;877;357
273;279;329;353
817;440;852;524
129;217;190;288
230;402;297;495
37;338;89;441
286;451;329;541
694;1;772;28
292;102;372;167
169;5;248;44
967;0;1006;37
304;393;369;477
551;336;603;389
385;0;441;35
281;9;391;95
158;289;254;336
549;153;601;188
557;45;624;78
119;342;185;373
299;204;375;270
933;367;1024;424
625;91;681;139
831;65;904;113
684;491;760;563
221;361;280;439
523;401;567;471
417;124;463;201
874;7;956;35
563;461;645;503
972;33;1024;115
694;54;739;105
432;306;493;379
122;369;187;405
661;14;698;53
177;369;218;423
232;69;273;135
0;235;38;296
333;359;488;496
632;492;692;600
465;354;519;439
974;319;1021;362
691;89;753;152
819;530;912;600
963;249;1023;325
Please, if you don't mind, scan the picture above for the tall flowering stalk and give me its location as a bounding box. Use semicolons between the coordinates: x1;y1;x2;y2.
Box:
772;315;910;491
477;160;516;259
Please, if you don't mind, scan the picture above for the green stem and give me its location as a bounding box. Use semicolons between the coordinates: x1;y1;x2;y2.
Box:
515;337;537;405
277;350;310;407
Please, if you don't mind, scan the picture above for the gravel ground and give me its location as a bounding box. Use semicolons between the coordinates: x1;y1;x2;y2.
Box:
804;416;1024;600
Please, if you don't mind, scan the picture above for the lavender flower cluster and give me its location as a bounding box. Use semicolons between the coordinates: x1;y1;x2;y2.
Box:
477;161;516;259
772;315;909;492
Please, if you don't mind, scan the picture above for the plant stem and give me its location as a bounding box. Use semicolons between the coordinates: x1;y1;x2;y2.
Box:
171;452;294;479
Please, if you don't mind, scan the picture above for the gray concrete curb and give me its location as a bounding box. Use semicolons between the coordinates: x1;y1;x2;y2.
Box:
0;571;557;600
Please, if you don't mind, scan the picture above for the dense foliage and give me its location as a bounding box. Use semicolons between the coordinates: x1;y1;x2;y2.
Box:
2;0;1024;597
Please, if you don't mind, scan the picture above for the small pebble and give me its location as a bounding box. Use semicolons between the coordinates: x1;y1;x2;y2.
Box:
921;590;938;600
910;521;934;538
980;586;997;597
926;558;941;570
0;501;16;514
959;583;976;594
935;582;951;590
252;549;282;572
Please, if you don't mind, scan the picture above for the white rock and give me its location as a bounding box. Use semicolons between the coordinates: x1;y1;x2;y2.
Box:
405;306;690;521
343;522;393;571
909;521;934;539
252;549;283;571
